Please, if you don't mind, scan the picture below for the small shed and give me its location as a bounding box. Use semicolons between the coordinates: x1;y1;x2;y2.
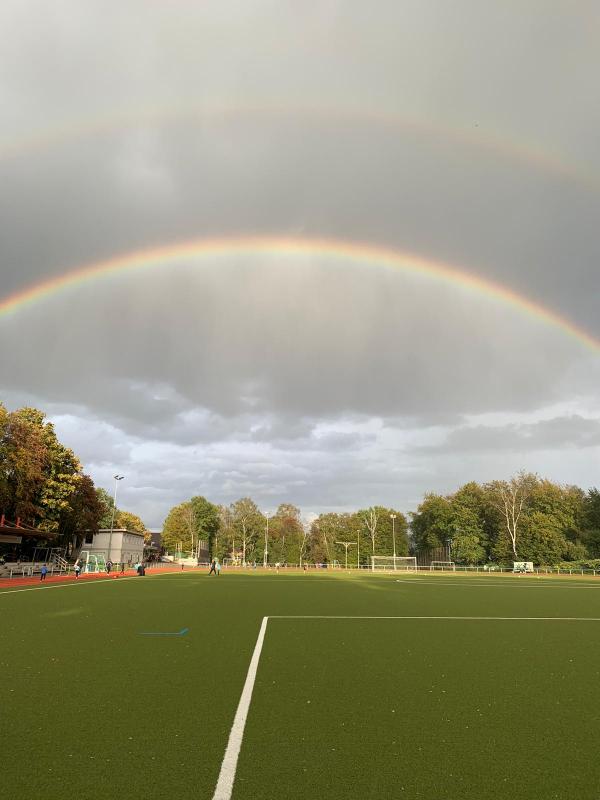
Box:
79;528;145;566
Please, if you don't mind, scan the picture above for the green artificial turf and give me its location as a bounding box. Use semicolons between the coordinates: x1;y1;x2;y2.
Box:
2;572;600;799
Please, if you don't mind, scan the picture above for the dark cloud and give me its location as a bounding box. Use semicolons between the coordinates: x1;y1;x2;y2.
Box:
421;415;600;455
1;1;599;525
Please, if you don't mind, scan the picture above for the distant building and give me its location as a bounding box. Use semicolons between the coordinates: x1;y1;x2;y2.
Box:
146;529;162;549
79;528;145;565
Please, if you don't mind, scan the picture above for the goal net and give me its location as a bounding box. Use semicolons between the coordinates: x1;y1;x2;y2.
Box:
371;556;417;572
430;561;455;571
513;561;534;573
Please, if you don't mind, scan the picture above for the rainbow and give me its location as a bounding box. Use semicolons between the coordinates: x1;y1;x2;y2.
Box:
1;235;598;353
1;103;596;193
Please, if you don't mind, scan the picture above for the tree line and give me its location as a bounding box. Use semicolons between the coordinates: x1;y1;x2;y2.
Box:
0;405;147;553
164;474;600;568
4;405;600;567
410;472;600;566
163;496;409;566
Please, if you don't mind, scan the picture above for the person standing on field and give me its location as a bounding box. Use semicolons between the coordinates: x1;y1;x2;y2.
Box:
74;563;81;579
208;559;217;575
40;564;48;581
216;558;221;576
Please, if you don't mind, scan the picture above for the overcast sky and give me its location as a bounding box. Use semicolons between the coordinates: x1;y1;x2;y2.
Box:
1;1;599;527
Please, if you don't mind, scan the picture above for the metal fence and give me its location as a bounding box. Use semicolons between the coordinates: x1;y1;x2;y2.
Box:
3;560;598;579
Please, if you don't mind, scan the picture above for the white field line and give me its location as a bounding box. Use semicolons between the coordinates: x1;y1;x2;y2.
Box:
269;614;600;621
392;579;600;590
159;574;600;589
0;571;176;595
212;616;269;800
211;611;600;797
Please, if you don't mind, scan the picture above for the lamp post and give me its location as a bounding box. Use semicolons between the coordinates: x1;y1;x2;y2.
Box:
264;511;269;568
390;514;397;568
107;474;124;565
336;540;356;571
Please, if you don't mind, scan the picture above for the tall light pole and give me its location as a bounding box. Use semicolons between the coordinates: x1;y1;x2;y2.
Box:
108;475;124;564
264;511;269;568
390;514;397;569
336;540;356;571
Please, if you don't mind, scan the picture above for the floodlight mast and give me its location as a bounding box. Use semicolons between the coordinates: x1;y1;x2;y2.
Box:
263;511;269;568
336;540;356;571
390;514;397;568
108;474;124;564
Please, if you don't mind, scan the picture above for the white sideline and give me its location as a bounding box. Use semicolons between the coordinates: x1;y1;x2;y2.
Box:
393;579;600;590
269;614;600;621
212;616;269;800
0;571;174;595
211;611;600;796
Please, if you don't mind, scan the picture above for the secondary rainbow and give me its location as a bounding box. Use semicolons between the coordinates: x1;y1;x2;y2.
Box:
2;103;596;192
1;235;598;353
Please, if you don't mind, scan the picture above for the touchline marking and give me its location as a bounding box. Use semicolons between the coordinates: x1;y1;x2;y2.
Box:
211;612;600;798
0;575;145;595
269;614;600;621
393;579;600;590
212;616;269;800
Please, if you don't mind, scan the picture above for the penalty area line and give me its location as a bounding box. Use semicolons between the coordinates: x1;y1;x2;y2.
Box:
210;611;600;797
212;616;269;800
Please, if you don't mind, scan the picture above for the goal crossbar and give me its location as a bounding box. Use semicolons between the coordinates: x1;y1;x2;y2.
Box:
371;556;417;572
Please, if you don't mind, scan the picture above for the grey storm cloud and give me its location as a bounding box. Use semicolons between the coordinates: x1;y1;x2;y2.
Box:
1;1;599;525
421;415;600;456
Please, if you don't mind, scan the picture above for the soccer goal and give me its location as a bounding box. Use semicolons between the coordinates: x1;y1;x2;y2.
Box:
513;561;534;573
371;556;417;572
430;560;455;571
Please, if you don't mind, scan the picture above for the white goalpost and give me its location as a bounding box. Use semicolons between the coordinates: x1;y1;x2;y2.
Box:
371;556;417;572
430;560;455;571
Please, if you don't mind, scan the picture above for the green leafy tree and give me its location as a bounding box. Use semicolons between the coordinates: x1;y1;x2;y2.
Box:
116;510;146;533
448;484;488;563
162;502;194;553
309;513;346;563
189;496;220;556
38;430;82;533
308;512;365;565
96;487;115;529
0;406;107;549
2;407;48;523
372;507;409;557
487;472;538;560
410;494;454;552
581;488;600;556
231;497;263;565
214;504;234;560
0;403;9;512
450;505;486;564
268;504;303;563
61;475;103;554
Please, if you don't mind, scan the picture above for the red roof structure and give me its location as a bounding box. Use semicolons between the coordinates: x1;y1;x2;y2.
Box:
0;515;57;539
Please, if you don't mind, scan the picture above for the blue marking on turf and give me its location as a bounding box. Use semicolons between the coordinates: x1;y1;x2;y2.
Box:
138;627;189;636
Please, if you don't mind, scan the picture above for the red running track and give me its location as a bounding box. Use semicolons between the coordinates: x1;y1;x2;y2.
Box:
0;565;200;589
